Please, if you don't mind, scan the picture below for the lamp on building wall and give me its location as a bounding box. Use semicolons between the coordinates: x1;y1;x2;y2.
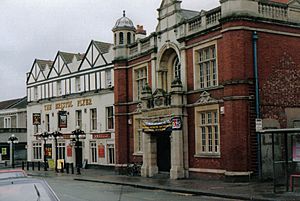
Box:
50;131;63;172
37;131;50;171
7;134;19;168
70;126;86;175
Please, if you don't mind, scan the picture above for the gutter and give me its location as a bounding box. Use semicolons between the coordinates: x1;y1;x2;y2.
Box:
252;31;262;179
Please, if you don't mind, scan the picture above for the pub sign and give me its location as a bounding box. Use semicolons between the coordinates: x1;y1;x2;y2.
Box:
33;113;41;125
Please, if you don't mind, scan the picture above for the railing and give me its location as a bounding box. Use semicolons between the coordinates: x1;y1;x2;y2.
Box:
0;128;27;133
129;45;138;55
187;7;221;33
258;2;288;20
141;40;151;51
206;7;221;26
188;17;202;31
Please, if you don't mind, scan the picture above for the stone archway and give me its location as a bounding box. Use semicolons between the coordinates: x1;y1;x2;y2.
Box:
157;44;181;92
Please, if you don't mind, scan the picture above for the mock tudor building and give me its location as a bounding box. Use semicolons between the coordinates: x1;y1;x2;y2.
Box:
26;40;116;167
113;0;300;179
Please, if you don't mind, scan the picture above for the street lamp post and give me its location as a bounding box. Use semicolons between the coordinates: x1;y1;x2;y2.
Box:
51;131;63;172
37;131;50;171
70;126;86;175
7;134;19;168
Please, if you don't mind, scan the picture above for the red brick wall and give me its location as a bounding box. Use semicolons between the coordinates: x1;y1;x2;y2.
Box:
185;24;256;172
114;65;129;164
258;32;300;127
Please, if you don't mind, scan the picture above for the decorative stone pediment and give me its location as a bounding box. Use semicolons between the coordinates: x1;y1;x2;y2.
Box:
153;88;167;98
196;91;219;105
289;0;300;8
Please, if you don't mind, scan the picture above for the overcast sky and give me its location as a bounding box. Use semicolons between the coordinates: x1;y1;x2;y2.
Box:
0;0;219;102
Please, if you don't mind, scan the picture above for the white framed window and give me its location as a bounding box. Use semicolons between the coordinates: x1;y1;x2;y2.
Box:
134;116;143;154
107;144;115;164
4;117;11;128
57;142;65;160
106;106;114;130
57;80;62;96
75;110;82;128
34;86;38;101
90;141;97;163
195;43;218;89
90;108;97;131
106;70;112;88
45;114;50;132
195;105;220;157
76;76;81;92
33;142;42;160
134;67;147;100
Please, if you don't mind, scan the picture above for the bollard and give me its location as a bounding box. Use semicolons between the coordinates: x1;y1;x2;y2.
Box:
44;161;48;171
60;162;64;173
32;162;35;171
66;163;69;174
38;161;41;171
4;161;7;167
22;161;24;170
27;161;29;170
71;163;74;174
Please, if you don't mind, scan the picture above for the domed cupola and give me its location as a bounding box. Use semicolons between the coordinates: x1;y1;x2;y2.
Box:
112;11;136;46
113;10;136;32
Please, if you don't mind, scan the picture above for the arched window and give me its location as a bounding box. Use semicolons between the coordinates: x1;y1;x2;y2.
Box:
114;33;117;45
127;33;131;44
119;32;124;45
173;57;181;80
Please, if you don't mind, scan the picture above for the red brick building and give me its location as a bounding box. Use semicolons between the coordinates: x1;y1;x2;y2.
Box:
112;0;300;179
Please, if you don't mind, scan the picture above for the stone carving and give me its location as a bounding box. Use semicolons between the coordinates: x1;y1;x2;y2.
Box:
196;91;219;105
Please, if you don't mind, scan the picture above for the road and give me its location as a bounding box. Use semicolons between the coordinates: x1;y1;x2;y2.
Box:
41;176;242;201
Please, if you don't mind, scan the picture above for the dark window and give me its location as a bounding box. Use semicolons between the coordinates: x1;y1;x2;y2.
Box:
119;32;124;45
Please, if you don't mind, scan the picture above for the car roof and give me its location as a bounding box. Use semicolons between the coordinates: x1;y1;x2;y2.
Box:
0;178;60;201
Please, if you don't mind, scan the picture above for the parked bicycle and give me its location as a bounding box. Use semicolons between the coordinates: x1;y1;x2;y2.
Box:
126;163;141;176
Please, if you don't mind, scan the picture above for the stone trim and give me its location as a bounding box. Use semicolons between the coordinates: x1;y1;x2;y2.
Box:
189;168;226;174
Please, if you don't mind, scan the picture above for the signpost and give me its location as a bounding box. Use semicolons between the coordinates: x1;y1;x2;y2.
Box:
256;118;263;132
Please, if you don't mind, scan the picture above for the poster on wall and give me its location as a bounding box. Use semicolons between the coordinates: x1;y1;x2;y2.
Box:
1;148;7;155
33;113;41;125
45;144;52;159
58;111;67;128
67;145;72;157
293;142;300;162
98;144;105;158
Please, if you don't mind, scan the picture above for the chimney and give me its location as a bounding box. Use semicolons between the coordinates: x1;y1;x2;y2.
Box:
136;25;147;40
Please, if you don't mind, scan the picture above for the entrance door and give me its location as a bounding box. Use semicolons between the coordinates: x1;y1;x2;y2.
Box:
75;141;83;168
156;132;171;172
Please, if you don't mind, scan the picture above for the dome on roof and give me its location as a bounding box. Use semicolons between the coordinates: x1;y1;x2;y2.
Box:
112;11;136;32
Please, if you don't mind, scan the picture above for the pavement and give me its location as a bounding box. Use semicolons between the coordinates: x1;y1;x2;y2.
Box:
18;167;300;201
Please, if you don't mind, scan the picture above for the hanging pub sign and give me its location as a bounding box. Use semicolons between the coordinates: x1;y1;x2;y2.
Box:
142;118;172;133
172;117;182;130
58;111;67;128
33;113;41;125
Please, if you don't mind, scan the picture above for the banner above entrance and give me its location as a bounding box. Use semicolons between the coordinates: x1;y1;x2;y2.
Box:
142;117;182;133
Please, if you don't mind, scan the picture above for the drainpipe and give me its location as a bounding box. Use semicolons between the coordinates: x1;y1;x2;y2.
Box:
253;31;262;179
